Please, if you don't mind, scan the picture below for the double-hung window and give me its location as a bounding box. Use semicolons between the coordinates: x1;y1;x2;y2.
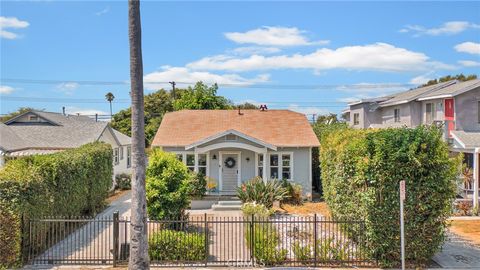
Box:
394;108;401;123
266;153;293;180
257;155;264;177
426;103;436;124
127;146;131;168
120;147;124;160
198;154;207;175
353;113;360;125
113;148;119;165
186;154;195;171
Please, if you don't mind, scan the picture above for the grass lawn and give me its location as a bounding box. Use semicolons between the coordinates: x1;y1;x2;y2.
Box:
275;201;331;217
449;220;480;246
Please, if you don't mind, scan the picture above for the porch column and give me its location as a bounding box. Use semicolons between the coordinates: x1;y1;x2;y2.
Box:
262;151;267;182
194;151;199;173
474;148;479;209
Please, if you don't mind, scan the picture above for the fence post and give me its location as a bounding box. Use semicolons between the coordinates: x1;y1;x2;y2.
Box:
204;213;208;266
250;214;255;266
113;211;119;267
314;214;317;267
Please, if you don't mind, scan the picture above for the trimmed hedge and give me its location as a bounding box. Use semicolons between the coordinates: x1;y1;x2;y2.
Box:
321;126;459;267
148;230;206;261
0;142;113;268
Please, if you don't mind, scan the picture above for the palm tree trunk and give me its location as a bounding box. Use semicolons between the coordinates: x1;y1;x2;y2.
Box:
128;0;149;269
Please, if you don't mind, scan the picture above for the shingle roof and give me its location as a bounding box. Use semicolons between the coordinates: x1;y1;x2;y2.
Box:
113;129;132;145
451;130;480;148
379;81;456;107
418;79;480;99
0;123;29;152
1;110;131;152
152;110;320;147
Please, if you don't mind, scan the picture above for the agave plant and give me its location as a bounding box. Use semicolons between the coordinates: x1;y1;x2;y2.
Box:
237;177;289;208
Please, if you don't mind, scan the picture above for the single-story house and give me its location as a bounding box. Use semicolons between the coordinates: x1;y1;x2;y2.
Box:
151;109;320;197
0;110;132;182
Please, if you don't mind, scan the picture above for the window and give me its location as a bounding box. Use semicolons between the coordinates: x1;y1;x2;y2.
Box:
120;147;124;160
186;154;195;171
198;154;207;175
426;103;436;124
353;113;360;125
29;115;39;121
257;154;264;177
394;108;401;123
127;147;131;168
113;148;119;165
282;154;291;180
267;153;293;180
270;154;279;179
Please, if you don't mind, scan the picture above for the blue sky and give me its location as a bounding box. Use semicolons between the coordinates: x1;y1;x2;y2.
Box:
1;1;479;117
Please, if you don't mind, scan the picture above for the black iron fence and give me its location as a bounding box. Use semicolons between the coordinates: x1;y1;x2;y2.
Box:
25;212;373;267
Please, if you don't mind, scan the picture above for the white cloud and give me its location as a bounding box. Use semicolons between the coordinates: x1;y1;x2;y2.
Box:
335;83;409;104
0;85;15;94
0;16;29;39
56;82;80;95
187;43;453;72
458;60;480;67
287;104;331;116
230;46;281;55
454;42;480;55
143;66;270;90
400;21;480;36
410;73;434;85
224;26;329;46
65;106;109;118
95;6;110;16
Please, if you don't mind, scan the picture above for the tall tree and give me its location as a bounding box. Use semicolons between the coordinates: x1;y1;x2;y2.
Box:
421;74;477;87
105;92;115;120
128;0;149;269
173;82;233;110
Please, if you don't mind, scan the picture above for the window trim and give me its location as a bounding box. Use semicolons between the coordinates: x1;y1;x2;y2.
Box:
126;146;131;168
353;113;360;125
256;152;294;181
394;108;401;123
173;151;209;176
120;146;124;160
113;148;119;165
29;115;39;121
425;102;436;124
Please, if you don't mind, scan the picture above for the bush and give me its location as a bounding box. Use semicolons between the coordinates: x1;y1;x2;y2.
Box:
115;173;131;190
241;202;273;218
146;149;191;220
186;172;207;198
237;177;289;208
149;229;206;261
245;223;287;265
281;179;303;205
321;126;459;267
0;202;21;268
293;242;313;263
0;142;113;268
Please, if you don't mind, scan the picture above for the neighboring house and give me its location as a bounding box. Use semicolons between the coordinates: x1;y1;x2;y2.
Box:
0;110;132;182
344;79;480;208
152;109;320;197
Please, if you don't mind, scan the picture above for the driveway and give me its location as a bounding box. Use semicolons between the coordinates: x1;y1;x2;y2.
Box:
433;232;480;269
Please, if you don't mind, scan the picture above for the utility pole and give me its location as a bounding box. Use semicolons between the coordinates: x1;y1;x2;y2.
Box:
169;81;176;99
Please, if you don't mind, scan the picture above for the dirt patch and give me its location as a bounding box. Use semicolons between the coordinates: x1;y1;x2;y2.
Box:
105;189;130;205
449;220;480;246
275;201;331;217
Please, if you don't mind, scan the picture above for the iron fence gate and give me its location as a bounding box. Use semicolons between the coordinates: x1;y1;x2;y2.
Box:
25;212;373;267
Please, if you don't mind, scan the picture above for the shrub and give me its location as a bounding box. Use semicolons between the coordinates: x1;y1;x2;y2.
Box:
456;200;472;216
186;172;207;198
293;242;313;263
321;126;459;267
115;173;131;190
146;149;191;220
281;179;303;205
237;177;289;208
149;229;206;261
0;202;21;268
0;142;113;268
241;202;273;219
245;223;287;265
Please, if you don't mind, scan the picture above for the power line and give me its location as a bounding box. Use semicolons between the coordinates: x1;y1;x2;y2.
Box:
1;78;415;89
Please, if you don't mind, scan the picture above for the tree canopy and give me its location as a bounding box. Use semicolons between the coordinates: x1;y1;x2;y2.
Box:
421;74;477;87
173;82;233;110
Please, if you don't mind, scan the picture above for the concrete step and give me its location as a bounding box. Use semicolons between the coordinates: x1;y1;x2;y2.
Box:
217;200;242;206
211;203;242;211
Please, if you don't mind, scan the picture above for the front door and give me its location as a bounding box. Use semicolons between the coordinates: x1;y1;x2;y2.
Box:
221;153;239;192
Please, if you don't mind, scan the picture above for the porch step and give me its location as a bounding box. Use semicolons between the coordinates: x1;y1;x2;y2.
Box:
212;200;242;211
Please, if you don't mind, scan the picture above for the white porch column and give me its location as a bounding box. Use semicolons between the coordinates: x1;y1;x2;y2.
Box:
194;150;199;173
474;148;479;209
262;150;267;182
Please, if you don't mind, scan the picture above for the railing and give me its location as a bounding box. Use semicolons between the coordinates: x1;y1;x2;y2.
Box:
24;212;373;267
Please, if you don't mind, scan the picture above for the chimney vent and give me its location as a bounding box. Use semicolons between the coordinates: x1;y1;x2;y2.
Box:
260;104;268;111
62;106;66;115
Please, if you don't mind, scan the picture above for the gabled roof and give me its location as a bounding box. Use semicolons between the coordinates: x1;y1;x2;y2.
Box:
451;130;480;149
379;81;456;107
185;129;277;150
1;110;131;153
417;79;480;101
152;110;320;148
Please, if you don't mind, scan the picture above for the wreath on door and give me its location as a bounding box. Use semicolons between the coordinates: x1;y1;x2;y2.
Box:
224;157;236;168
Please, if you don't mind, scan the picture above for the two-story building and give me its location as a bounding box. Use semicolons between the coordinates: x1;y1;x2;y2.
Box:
344;79;480;208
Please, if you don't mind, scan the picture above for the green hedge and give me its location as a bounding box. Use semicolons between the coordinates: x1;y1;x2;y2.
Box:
321;126;459;267
149;230;206;261
0;142;113;268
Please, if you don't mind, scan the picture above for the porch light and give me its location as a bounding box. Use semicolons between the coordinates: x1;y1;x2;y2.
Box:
246;157;250;162
212;154;217;160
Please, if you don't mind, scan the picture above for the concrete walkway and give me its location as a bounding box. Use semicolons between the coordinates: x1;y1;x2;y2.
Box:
433;232;480;269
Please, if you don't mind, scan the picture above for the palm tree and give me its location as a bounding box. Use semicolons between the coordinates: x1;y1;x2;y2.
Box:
128;0;149;268
105;92;115;120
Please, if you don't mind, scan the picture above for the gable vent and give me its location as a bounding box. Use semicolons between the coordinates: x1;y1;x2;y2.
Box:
225;134;237;141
